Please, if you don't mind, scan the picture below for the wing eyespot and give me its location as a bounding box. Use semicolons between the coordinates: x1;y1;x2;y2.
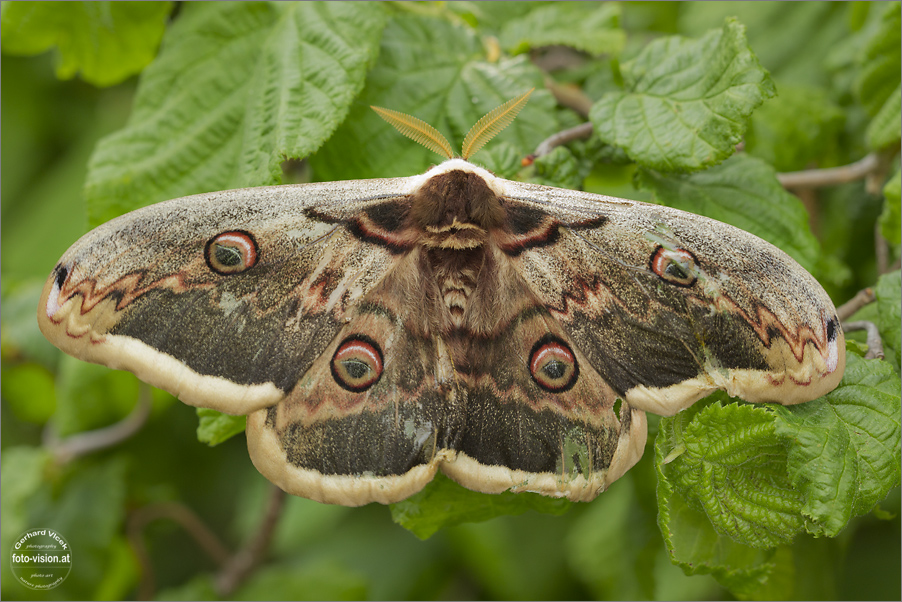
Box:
529;335;579;393
650;246;698;287
205;231;259;275
331;336;384;392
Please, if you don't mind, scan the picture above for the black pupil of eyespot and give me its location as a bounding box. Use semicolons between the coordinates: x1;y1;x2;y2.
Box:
215;244;242;266
342;359;370;379
543;359;566;379
666;261;687;279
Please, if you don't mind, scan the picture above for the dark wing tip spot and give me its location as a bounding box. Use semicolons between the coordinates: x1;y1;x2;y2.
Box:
827;317;838;342
55;264;69;289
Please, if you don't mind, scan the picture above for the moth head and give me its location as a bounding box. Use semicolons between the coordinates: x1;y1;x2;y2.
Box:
371;89;533;162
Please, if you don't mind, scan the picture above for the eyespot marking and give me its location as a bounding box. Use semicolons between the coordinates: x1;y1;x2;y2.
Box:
331;336;384;392
205;231;258;275
650;246;698;287
529;335;578;393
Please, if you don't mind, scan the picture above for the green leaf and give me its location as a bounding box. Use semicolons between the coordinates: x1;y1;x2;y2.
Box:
473;141;523;179
0;1;172;86
655;404;786;598
84;1;387;224
590;18;775;172
310;14;558;181
446;1;537;31
774;354;902;537
846;338;871;358
875;270;902;369
638;154;821;274
499;2;625;56
866;83;902;150
390;472;569;540
531;146;583;190
879;171;901;247
856;3;901;150
680;3;850;89
855;2;901;118
196;408;246;446
660;401;803;549
745;83;844;171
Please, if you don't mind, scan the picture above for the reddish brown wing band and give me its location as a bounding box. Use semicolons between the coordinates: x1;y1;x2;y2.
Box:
38;159;843;506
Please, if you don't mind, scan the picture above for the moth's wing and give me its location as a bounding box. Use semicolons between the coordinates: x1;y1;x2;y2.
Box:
38;177;423;414
496;179;844;416
247;251;463;506
442;270;646;501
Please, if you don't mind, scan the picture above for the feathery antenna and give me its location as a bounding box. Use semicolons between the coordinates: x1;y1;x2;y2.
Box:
461;89;533;160
372;89;534;161
371;106;454;160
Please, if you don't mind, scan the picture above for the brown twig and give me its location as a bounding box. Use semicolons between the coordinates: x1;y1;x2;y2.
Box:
777;153;882;190
533;122;594;159
128;502;232;600
127;485;288;600
544;77;594;117
843;320;885;360
836;287;877;321
46;384;152;463
215;485;287;597
876;222;891;275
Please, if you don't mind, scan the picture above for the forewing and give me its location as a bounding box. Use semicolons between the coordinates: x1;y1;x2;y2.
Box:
496;179;844;416
38;177;422;414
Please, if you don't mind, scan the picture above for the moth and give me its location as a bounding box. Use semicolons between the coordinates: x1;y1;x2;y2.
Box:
38;91;844;506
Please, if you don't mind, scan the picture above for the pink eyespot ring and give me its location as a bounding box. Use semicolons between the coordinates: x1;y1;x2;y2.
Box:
529;335;578;393
331;335;384;392
205;230;258;275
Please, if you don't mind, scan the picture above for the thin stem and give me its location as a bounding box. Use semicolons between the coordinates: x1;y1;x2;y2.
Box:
876;221;890;275
128;502;232;600
843;320;885;360
545;77;593;117
46;384;152;463
777;153;881;189
215;485;288;597
836;287;877;321
533;122;594;158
